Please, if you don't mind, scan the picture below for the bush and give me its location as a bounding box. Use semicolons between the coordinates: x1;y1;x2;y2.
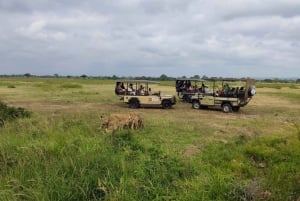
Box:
0;102;31;125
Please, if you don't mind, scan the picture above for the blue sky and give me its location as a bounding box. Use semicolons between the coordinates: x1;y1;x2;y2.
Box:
1;0;300;78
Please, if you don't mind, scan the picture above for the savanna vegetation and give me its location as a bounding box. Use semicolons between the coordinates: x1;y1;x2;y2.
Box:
0;77;299;201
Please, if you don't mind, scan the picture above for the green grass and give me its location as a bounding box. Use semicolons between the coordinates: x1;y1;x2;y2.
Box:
256;82;300;89
0;78;299;200
59;83;82;88
262;91;300;104
2;118;298;200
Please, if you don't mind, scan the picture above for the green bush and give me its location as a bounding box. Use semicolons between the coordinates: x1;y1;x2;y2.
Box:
0;102;31;125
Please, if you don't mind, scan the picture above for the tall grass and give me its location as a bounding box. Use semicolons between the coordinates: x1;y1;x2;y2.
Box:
1;113;299;200
0;116;193;200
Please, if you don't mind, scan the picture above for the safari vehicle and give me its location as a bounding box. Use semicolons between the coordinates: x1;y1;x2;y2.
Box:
115;80;176;109
190;78;256;113
175;78;205;102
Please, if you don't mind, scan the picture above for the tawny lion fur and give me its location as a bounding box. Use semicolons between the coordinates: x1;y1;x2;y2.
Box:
102;113;143;132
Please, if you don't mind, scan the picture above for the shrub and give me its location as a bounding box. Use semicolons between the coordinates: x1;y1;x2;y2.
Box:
0;102;31;126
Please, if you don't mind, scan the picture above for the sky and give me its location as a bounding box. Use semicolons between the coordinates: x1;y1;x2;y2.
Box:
0;0;300;78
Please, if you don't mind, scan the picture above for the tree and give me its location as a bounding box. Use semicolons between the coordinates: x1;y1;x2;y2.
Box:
263;79;273;83
201;75;208;80
190;75;200;79
24;73;31;77
159;74;168;81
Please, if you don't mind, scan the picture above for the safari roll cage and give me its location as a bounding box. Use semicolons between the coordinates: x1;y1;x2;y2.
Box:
115;80;160;96
175;78;206;93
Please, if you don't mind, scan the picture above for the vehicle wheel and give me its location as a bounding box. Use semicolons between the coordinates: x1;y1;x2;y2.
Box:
222;103;232;113
162;100;172;109
232;106;240;112
129;99;139;108
192;100;200;109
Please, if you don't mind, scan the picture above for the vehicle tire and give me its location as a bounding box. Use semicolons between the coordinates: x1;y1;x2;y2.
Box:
222;103;232;113
162;100;172;109
129;99;140;109
232;106;240;112
192;100;200;109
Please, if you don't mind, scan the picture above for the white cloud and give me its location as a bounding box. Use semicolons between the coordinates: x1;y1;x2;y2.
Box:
15;19;66;41
0;0;300;78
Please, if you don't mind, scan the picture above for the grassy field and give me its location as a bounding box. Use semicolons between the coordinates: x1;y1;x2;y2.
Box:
0;77;299;201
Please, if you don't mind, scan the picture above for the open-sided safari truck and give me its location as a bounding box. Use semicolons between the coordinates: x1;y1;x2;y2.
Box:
115;80;176;109
190;78;256;113
175;78;206;102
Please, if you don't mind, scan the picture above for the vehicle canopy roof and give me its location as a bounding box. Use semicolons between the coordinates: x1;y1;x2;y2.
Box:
176;78;206;82
116;79;160;84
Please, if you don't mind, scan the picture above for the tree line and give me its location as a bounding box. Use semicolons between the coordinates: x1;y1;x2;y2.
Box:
0;73;299;83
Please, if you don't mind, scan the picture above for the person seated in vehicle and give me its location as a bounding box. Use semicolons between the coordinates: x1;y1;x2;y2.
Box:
201;83;208;93
147;88;152;95
194;85;199;93
116;82;125;95
227;87;235;97
176;81;185;92
192;85;198;92
127;83;135;95
201;83;211;94
216;87;224;96
138;85;145;95
223;83;230;96
205;87;211;94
